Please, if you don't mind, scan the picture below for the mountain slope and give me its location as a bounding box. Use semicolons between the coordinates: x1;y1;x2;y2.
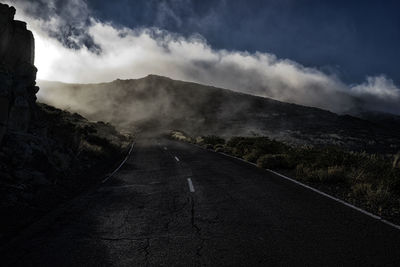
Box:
38;75;400;153
0;103;131;242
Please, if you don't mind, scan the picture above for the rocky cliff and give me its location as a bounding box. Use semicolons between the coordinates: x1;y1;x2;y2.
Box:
0;4;132;243
0;3;38;145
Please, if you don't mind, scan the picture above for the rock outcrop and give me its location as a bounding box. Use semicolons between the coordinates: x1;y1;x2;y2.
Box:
0;3;38;145
0;4;132;243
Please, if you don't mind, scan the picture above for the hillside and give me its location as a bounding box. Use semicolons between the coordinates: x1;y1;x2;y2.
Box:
38;75;400;153
0;103;131;242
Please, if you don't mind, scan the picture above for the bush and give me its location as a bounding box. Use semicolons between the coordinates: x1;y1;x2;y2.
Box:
315;166;347;184
386;170;400;195
295;165;346;184
351;183;372;199
222;146;233;155
295;164;321;183
205;144;214;150
202;135;225;146
326;166;347;183
393;153;400;169
227;137;255;157
257;154;290;169
214;144;224;150
243;149;261;163
171;131;192;142
352;184;393;210
215;146;225;153
195;136;204;144
367;186;392;209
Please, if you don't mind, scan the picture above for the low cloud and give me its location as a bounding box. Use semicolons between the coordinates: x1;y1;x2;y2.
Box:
6;0;400;115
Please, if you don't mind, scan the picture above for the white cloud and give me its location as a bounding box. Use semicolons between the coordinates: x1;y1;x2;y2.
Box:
351;75;400;99
7;0;400;115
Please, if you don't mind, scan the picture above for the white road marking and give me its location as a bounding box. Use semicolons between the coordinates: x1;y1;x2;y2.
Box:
102;142;135;184
174;156;180;162
187;178;195;192
267;169;383;220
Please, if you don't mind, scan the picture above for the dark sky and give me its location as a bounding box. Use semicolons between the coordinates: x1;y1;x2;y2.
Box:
85;0;400;85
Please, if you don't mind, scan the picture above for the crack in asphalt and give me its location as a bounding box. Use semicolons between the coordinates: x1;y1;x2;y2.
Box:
143;238;150;266
91;235;151;265
190;195;207;257
190;196;201;233
96;237;148;242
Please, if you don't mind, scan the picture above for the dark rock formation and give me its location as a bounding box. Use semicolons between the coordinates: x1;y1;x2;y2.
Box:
0;4;132;243
0;3;38;145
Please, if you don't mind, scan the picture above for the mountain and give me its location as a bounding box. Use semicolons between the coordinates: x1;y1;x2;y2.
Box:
38;75;400;153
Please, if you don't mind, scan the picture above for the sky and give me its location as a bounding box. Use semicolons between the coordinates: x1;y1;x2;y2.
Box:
4;0;400;115
89;0;400;85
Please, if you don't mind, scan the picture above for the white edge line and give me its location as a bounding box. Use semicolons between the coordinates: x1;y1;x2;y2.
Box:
267;169;382;220
102;142;135;184
174;156;180;162
190;142;400;231
187;178;195;192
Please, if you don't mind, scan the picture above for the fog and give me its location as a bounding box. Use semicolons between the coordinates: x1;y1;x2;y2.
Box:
5;0;400;115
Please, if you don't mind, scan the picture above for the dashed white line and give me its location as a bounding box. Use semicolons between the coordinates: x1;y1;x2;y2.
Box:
187;178;195;192
174;156;180;162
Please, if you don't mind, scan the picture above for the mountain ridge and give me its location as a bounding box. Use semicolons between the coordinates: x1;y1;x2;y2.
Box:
38;74;400;153
41;74;400;120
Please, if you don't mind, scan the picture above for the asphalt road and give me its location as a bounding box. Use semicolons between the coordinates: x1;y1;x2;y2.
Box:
2;136;400;266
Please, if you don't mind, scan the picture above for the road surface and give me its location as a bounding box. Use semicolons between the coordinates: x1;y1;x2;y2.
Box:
2;136;400;266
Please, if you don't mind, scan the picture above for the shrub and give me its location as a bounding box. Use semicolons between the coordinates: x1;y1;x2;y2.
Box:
325;166;347;183
171;131;192;142
393;153;400;169
367;186;392;209
243;149;261;163
214;143;224;150
222;146;233;155
295;164;306;179
257;154;290;169
226;137;249;148
295;165;346;184
228;137;255;157
254;138;288;155
352;184;393;210
195;136;204;144
205;144;214;150
351;183;372;199
310;166;346;184
295;164;321;183
215;146;225;153
386;170;400;195
202;135;225;146
214;144;225;153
